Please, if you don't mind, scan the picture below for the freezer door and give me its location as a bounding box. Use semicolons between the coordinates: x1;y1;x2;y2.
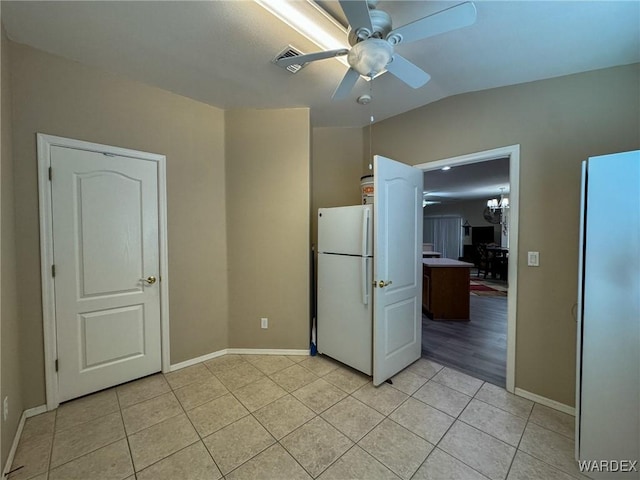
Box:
317;253;372;375
577;151;640;475
318;205;372;256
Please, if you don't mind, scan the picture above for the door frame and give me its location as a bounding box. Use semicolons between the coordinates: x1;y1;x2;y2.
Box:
415;144;519;393
37;133;171;410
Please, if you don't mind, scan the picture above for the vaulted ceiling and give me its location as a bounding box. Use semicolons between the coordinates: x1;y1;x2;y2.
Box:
3;1;639;127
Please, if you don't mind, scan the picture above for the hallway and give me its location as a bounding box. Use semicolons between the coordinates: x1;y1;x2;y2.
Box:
422;295;507;387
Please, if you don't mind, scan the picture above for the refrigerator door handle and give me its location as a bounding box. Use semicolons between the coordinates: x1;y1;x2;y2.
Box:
361;207;370;257
361;257;369;305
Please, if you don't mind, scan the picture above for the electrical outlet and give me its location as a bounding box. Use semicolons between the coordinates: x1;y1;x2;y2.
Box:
528;251;540;267
261;317;268;329
3;396;8;422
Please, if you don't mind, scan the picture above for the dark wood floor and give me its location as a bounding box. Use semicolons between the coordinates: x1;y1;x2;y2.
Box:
422;295;507;387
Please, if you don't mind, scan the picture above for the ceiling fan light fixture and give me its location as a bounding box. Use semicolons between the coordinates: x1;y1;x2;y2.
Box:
255;0;350;66
348;39;393;77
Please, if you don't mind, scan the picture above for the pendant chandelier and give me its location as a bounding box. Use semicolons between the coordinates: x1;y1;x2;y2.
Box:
487;188;509;213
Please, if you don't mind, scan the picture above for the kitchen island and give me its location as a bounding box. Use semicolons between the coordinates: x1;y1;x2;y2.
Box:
422;258;473;321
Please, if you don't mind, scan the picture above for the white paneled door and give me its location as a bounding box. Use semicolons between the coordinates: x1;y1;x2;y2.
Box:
373;155;423;386
51;146;162;402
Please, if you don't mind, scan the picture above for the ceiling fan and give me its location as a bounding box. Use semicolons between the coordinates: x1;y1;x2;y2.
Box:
275;0;477;99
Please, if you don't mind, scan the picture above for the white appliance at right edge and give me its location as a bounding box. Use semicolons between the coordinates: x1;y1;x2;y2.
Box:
317;155;424;386
576;150;639;479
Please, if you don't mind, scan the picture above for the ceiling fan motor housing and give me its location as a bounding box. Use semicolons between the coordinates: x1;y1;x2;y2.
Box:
348;9;392;46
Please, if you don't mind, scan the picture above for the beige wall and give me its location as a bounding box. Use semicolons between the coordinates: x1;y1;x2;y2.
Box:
9;42;228;408
226;109;311;349
311;127;364;246
370;63;640;405
1;25;24;467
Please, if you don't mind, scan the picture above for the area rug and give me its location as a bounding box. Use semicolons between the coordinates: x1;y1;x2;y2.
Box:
470;279;508;297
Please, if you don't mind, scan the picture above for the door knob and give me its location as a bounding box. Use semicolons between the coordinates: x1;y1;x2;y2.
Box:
142;276;157;285
378;280;392;288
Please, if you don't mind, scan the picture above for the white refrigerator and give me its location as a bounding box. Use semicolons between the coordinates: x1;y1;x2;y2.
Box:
317;205;373;375
576;150;639;478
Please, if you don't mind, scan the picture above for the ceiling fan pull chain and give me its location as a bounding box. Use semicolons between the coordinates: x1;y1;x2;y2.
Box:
369;76;374;169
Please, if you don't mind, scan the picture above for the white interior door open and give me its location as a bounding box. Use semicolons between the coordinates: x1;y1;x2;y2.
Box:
51;145;162;402
373;155;423;386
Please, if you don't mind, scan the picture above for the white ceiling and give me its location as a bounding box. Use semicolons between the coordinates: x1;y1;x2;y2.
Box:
2;1;639;128
423;157;510;202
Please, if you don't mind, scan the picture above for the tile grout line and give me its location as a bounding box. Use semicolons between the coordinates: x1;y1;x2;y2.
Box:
408;380;472;418
503;399;536;479
305;360;441;478
44;408;58;479
468;381;535;479
248;405;313;476
114;387;134;479
199;355;327;478
49;388;121;435
460;386;578;479
455;394;529;448
217;357;331;479
324;368;437;479
223;379;281;476
471;391;534;420
47;438;131;478
276;379;396;479
254;357;404;478
46;409;128;477
271;361;352;479
171;367;231;479
513;410;584;480
408;380;493;480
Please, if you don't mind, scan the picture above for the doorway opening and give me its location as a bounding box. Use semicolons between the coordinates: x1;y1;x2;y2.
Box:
415;145;519;392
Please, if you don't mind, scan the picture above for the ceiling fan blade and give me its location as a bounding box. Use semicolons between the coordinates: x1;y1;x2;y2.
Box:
387;2;477;45
385;54;431;89
275;48;349;67
339;0;373;34
332;68;361;100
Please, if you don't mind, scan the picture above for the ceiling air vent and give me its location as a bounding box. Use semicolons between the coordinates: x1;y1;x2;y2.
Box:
273;46;307;74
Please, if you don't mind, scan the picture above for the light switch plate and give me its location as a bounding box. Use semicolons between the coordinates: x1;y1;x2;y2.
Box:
528;251;540;266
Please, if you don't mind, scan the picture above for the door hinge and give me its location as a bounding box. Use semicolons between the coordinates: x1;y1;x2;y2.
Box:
55;359;59;372
48;166;52;181
51;265;56;277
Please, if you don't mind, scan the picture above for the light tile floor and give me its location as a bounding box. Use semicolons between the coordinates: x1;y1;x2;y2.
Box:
7;354;588;480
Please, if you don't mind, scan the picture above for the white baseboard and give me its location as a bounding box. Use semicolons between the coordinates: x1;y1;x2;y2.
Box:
168;348;310;372
514;388;575;416
168;349;228;372
227;348;310;356
3;405;48;479
25;405;48;418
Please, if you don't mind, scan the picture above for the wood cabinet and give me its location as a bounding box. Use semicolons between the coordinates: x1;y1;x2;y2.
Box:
422;259;473;321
